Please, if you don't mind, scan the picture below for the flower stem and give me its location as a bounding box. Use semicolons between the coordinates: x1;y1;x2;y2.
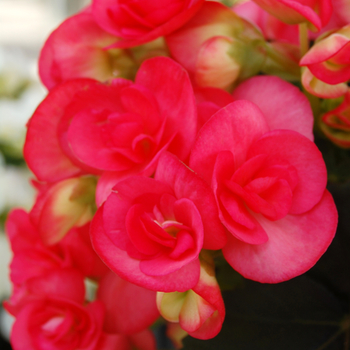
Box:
299;23;309;57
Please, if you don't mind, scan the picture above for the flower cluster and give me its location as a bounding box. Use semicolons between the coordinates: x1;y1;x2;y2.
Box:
6;0;344;348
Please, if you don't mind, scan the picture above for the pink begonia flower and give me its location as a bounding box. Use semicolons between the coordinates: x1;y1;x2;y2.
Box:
39;11;119;90
97;271;159;334
5;211;87;313
6;210;74;286
92;0;205;48
10;297;106;350
9;291;157;350
6;210;107;297
320;90;350;148
166;1;266;89
24;57;197;183
300;25;350;85
156;257;225;340
39;10;169;90
24;78;101;183
5;211;107;315
301;66;348;98
28;176;97;245
91;152;226;292
234;0;299;45
251;0;333;31
190;77;337;283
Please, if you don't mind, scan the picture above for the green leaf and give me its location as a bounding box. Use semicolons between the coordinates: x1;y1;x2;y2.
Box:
182;276;345;350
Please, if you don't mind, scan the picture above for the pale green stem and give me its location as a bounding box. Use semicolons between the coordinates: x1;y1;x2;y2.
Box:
299;23;309;57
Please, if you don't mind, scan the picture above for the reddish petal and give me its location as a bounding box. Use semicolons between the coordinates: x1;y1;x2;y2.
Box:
190;100;269;184
135;57;197;161
252;0;332;30
248;130;328;214
139;198;203;276
26;269;86;304
93;0;204;47
156;152;227;250
213;151;269;244
129;329;157;350
91;207;201;292
223;190;337;283
97;271;159;334
232;75;314;141
39;12;119;90
24;79;98;182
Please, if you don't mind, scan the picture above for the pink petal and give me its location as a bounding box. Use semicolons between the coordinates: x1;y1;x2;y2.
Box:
232;75;314;141
189;100;269;184
97;271;159;334
93;0;204;47
39;12;119;90
252;0;332;30
135;57;197;161
212;151;269;244
247;130;328;214
156;152;227;250
24;79;98;182
223;190;337;283
139;198;203;276
91;207;201;292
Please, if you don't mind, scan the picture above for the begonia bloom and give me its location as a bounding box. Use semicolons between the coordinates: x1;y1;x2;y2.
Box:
95;83;234;204
166;1;267;89
91;152;226;292
92;0;205;48
301;67;348;98
157;256;225;340
251;0;333;31
6;209;107;295
25;57;197;183
190;95;337;282
10;297;105;350
320;90;350;148
234;0;299;45
6;210;73;288
300;25;350;85
24;78;101;183
39;11;169;90
39;12;119;90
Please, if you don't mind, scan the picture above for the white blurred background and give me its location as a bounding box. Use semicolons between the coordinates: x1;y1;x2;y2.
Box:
0;0;89;345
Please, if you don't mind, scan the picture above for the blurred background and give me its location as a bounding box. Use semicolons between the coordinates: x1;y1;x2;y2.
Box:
0;0;89;347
